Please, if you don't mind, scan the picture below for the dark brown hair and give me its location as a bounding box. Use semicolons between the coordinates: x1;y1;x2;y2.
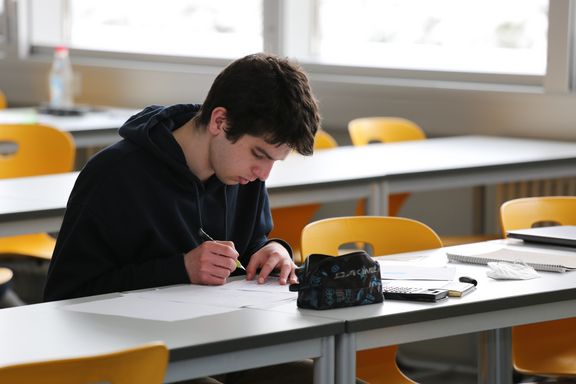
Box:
198;53;320;155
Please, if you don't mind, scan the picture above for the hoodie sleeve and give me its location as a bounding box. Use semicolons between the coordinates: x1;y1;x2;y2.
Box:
44;202;190;301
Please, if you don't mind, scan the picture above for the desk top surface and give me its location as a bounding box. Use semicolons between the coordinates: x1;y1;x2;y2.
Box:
269;240;576;334
269;135;576;188
1;135;576;219
0;293;343;366
2;241;575;367
0;107;137;132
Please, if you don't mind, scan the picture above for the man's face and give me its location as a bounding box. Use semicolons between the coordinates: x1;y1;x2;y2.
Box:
209;129;291;185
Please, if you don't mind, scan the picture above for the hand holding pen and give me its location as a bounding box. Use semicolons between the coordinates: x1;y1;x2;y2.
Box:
198;228;246;271
182;228;243;285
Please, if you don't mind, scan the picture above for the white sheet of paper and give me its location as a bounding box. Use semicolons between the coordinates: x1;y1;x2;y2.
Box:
221;278;294;294
378;263;456;280
63;296;237;322
127;281;296;308
375;249;449;266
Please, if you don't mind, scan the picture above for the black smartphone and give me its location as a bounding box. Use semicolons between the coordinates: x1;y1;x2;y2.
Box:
382;286;448;302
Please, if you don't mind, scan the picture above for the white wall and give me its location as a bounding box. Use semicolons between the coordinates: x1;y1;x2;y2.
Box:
3;58;576;140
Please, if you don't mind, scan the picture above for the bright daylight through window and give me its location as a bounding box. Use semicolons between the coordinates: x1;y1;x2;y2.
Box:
38;0;263;59
315;0;548;75
32;0;548;76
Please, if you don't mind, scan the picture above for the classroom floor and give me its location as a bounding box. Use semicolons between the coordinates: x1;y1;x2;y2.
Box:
403;369;576;384
402;366;476;384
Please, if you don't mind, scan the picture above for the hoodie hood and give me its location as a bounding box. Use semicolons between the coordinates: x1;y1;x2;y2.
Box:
119;104;202;179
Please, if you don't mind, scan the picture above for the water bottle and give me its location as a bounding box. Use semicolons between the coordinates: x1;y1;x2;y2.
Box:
48;46;74;109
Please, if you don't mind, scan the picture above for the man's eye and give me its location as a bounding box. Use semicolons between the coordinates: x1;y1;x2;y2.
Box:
252;151;264;159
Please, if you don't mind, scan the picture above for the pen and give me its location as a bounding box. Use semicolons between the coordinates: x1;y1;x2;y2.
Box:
197;228;246;271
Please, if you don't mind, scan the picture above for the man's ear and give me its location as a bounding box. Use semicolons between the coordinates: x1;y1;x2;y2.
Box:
208;107;227;135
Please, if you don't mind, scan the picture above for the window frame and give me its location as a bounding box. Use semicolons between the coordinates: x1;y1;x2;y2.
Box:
6;0;575;94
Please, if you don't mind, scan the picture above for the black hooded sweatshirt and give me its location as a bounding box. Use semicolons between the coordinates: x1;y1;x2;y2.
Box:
44;104;281;301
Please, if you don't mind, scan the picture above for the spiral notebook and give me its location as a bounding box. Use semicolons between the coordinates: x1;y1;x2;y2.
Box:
446;247;576;273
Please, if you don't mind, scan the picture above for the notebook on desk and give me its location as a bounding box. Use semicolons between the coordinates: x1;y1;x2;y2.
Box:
446;245;576;273
506;225;576;248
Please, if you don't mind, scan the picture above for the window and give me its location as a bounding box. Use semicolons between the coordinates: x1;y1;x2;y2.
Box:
32;0;263;59
312;0;548;75
29;0;549;78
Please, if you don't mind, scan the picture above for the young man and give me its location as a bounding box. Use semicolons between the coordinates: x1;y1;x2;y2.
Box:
43;53;320;302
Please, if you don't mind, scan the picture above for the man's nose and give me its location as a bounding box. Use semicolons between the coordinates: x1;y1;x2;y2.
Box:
253;162;273;181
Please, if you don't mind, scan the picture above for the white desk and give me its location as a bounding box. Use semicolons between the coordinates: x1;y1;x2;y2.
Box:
267;241;576;384
2;135;576;236
0;107;136;148
0;292;342;383
269;135;576;215
0;173;75;236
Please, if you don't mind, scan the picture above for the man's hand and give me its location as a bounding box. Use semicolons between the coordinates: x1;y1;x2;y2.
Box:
246;242;297;285
183;241;239;285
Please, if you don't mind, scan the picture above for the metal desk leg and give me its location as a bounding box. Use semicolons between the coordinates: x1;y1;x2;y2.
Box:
314;336;335;384
478;328;512;384
335;333;356;384
367;181;388;216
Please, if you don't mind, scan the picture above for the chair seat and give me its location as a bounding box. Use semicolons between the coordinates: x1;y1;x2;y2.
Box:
357;346;417;384
0;233;56;260
514;319;576;377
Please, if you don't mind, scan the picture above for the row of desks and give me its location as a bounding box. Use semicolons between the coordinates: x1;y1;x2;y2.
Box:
2;135;576;236
2;108;576;382
2;242;576;384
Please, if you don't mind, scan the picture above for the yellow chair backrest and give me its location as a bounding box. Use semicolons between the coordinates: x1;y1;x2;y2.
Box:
314;129;338;149
347;117;425;217
0;342;169;383
500;196;576;377
301;215;440;384
302;215;442;257
500;196;576;233
348;117;426;146
0;124;75;178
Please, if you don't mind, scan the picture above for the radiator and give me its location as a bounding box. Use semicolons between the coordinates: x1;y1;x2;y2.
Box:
495;178;576;204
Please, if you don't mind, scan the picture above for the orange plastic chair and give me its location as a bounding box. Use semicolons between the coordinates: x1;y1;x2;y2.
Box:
0;90;6;109
0;124;75;260
348;117;425;217
500;196;576;378
301;215;442;384
0;342;169;383
269;130;338;264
